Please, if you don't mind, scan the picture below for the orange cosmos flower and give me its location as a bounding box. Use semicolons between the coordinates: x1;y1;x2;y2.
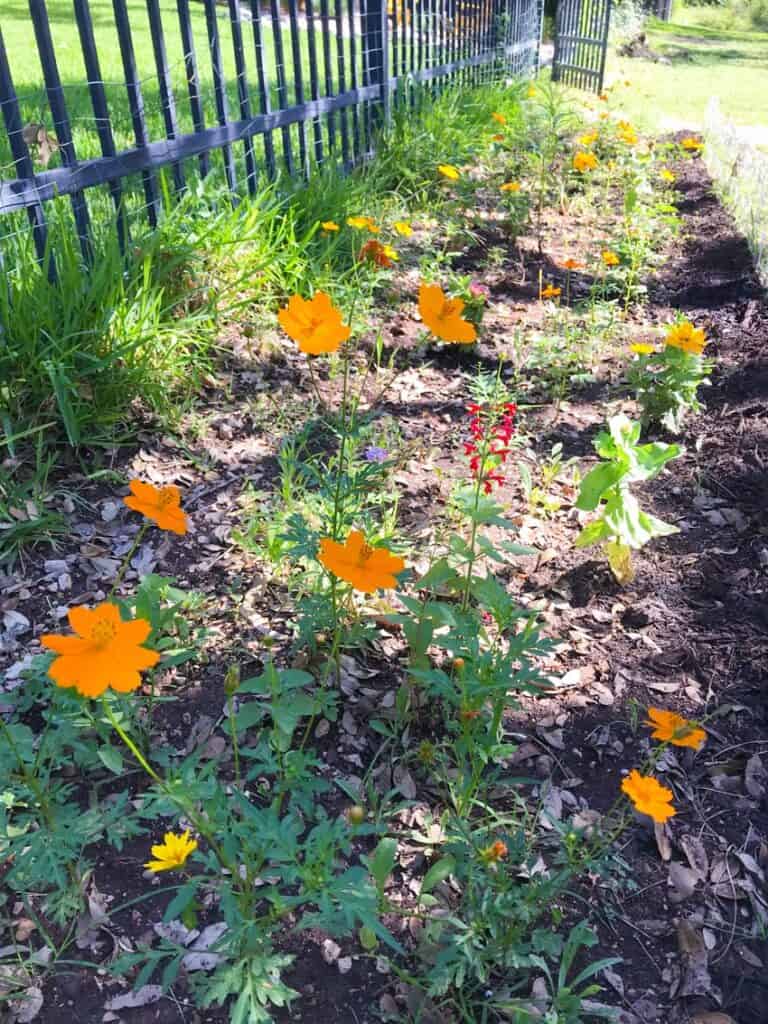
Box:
601;250;620;267
681;136;703;151
541;283;561;299
622;771;676;822
418;282;477;344
491;111;507;125
41;602;159;698
438;164;460;180
124;480;187;535
318;530;405;592
666;320;706;356
500;181;521;192
573;151;599;172
393;220;412;237
480;839;508;863
645;708;706;751
598;92;608;101
491;133;505;142
347;215;380;232
359;239;398;268
278;291;351;355
321;220;340;232
563;258;583;271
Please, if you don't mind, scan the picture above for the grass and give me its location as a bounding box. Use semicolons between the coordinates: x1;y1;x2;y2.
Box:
603;12;768;131
0;80;526;468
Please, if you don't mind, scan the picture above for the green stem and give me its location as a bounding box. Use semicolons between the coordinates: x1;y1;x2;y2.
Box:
109;522;149;599
227;692;241;790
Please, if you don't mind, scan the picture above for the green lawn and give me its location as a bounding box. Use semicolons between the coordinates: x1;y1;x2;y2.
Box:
603;14;768;131
0;0;344;170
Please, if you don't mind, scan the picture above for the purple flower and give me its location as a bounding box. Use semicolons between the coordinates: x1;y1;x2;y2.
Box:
364;446;388;463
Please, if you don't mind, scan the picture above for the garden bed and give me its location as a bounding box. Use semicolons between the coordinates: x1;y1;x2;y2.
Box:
1;98;767;1024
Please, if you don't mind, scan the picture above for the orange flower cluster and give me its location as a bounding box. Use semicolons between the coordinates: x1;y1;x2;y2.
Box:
541;283;561;300
318;530;405;592
418;283;477;344
622;770;676;823
124;480;187;535
480;839;508;863
646;707;706;750
359;239;398;268
42;603;158;698
278;292;351;355
573;151;599;173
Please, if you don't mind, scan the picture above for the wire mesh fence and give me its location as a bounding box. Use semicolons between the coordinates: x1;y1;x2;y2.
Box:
0;0;543;277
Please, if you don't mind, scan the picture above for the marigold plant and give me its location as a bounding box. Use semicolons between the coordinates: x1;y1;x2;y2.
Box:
621;770;676;822
41;602;159;698
573;151;599;172
321;220;340;232
500;181;521;193
491;111;507;126
124;480;188;535
666;320;706;356
278;292;351;355
144;830;198;873
359;239;398;268
393;220;412;237
418;282;477;344
318;530;405;592
601;250;620;267
645;708;706;750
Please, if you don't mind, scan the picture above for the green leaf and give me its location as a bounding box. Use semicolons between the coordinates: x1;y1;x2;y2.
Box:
575;462;625;511
574;519;609;547
368;837;397;889
420;856;455;895
97;745;124;775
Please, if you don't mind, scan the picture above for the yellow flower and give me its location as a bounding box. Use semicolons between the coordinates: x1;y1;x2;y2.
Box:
124;480;187;535
347;215;380;232
144;830;198;873
438;164;460;181
318;530;405;592
619;128;638;146
418;282;477;343
645;708;706;751
573;151;599;173
321;220;340;232
601;250;620;267
666;320;706;356
393;220;413;237
541;283;561;299
631;342;656;355
681;136;703;151
621;770;676;822
577;131;598;147
491;111;507;125
526;84;536;98
660;167;676;183
41;603;159;699
500;181;521;193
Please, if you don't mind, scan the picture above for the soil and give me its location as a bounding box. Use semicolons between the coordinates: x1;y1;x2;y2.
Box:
1;143;767;1024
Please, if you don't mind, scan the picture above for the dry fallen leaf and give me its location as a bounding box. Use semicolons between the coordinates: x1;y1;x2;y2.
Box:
690;1014;737;1024
105;985;163;1010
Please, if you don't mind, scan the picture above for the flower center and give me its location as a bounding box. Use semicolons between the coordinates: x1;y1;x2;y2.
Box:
157;489;176;508
356;542;374;566
91;619;117;646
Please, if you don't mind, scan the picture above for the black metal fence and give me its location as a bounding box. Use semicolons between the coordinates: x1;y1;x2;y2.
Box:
0;0;543;276
551;0;611;93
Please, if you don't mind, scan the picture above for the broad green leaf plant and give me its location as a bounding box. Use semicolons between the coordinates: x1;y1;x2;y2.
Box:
575;414;681;584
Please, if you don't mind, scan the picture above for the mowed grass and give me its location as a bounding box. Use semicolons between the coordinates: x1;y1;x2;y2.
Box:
603;14;768;131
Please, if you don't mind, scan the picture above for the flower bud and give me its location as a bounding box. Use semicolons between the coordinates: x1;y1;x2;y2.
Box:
348;805;366;825
224;664;240;697
452;657;465;672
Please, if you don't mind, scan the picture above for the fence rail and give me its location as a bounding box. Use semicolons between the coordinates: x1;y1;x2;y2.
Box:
0;0;542;276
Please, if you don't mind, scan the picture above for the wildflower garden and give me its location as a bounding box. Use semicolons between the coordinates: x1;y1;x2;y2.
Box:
1;75;767;1024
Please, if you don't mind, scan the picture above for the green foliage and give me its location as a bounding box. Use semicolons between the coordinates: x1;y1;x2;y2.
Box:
628;341;712;431
575;414;681;581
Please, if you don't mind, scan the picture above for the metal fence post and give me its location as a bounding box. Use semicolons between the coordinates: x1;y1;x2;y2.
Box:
362;0;390;135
